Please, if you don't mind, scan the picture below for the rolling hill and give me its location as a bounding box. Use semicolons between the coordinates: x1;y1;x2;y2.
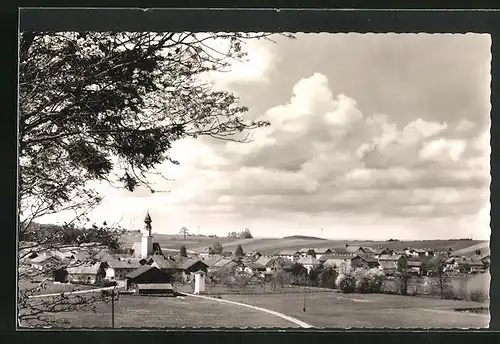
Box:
119;232;488;256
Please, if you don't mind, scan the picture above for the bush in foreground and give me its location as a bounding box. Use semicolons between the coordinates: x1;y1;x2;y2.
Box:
336;272;356;293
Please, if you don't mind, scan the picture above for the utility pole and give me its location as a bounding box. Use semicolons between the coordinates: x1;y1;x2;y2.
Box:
303;284;307;312
111;287;115;328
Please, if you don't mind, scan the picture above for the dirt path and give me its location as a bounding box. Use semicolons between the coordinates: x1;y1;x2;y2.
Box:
185;293;313;328
29;286;116;299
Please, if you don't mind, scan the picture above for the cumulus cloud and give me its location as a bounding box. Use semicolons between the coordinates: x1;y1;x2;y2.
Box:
179;73;490;227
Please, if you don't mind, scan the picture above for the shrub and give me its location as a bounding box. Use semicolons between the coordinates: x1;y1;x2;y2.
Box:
470;289;489;302
381;277;401;295
336;271;356;293
353;268;385;293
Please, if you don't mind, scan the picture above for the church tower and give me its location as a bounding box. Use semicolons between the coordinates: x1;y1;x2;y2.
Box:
141;211;153;259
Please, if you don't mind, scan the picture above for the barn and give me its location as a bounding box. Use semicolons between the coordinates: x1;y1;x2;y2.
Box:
125;265;174;296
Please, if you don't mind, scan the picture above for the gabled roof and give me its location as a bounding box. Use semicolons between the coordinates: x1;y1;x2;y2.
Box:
244;263;266;270
148;255;176;269
255;256;276;267
379;254;403;261
212;258;234;268
67;262;102;275
354;255;379;263
313;248;333;254
277;250;300;256
320;254;354;261
407;261;422;267
175;257;208;270
345;246;361;253
29;254;60;264
125;265;156;279
359;247;378;254
107;258;143;269
323;259;349;267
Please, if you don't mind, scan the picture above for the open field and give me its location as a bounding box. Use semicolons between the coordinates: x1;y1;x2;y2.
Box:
18;280;98;296
20;294;297;328
20;290;489;329
223;292;490;328
120;233;488;255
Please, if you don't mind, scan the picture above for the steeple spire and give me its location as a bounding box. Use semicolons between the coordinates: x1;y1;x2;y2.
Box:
144;211;152;236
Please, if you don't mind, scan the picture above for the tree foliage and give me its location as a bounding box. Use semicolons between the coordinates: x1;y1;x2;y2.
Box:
179;245;188;258
18;30;293;328
234;244;244;257
19;31;286;228
212;241;223;255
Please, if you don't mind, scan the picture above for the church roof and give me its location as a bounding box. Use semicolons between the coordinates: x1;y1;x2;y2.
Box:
144;212;152;223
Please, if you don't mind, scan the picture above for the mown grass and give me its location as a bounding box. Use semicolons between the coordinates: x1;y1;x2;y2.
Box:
20;294;297;329
223;291;490;329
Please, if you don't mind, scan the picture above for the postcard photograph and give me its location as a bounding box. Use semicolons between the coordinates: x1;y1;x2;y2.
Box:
17;25;491;329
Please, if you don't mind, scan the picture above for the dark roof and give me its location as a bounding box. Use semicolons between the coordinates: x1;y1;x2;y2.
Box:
125;265;156;279
245;263;267;270
175;257;208;270
407;261;422;267
255;256;276;267
354;255;379;263
137;283;173;290
359;247;378;254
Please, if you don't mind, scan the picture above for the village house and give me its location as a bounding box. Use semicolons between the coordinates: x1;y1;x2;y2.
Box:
147;254;176;273
481;254;490;268
406;260;423;275
173;258;209;282
313;248;333;256
323;255;353;271
444;257;460;272
297;256;321;273
103;258;145;281
351;255;380;269
125;265;173;295
245;251;262;261
255;256;280;272
378;254;406;274
67;262;105;284
28;254;62;271
207;258;239;272
237;262;267;276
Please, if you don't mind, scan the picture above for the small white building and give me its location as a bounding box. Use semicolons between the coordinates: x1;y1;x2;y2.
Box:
194;270;206;294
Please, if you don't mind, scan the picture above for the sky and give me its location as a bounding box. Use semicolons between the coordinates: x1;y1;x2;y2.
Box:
38;33;491;240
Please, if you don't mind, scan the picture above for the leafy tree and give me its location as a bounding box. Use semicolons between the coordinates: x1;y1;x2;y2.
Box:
306;249;316;258
336;269;356;293
18;221;124;327
18;31;289;231
317;266;338;289
234;244;244;257
426;254;451;299
179;245;188;258
18;30;291;327
212;241;223;255
287;263;308;285
308;265;323;287
397;258;410;295
179;227;189;240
